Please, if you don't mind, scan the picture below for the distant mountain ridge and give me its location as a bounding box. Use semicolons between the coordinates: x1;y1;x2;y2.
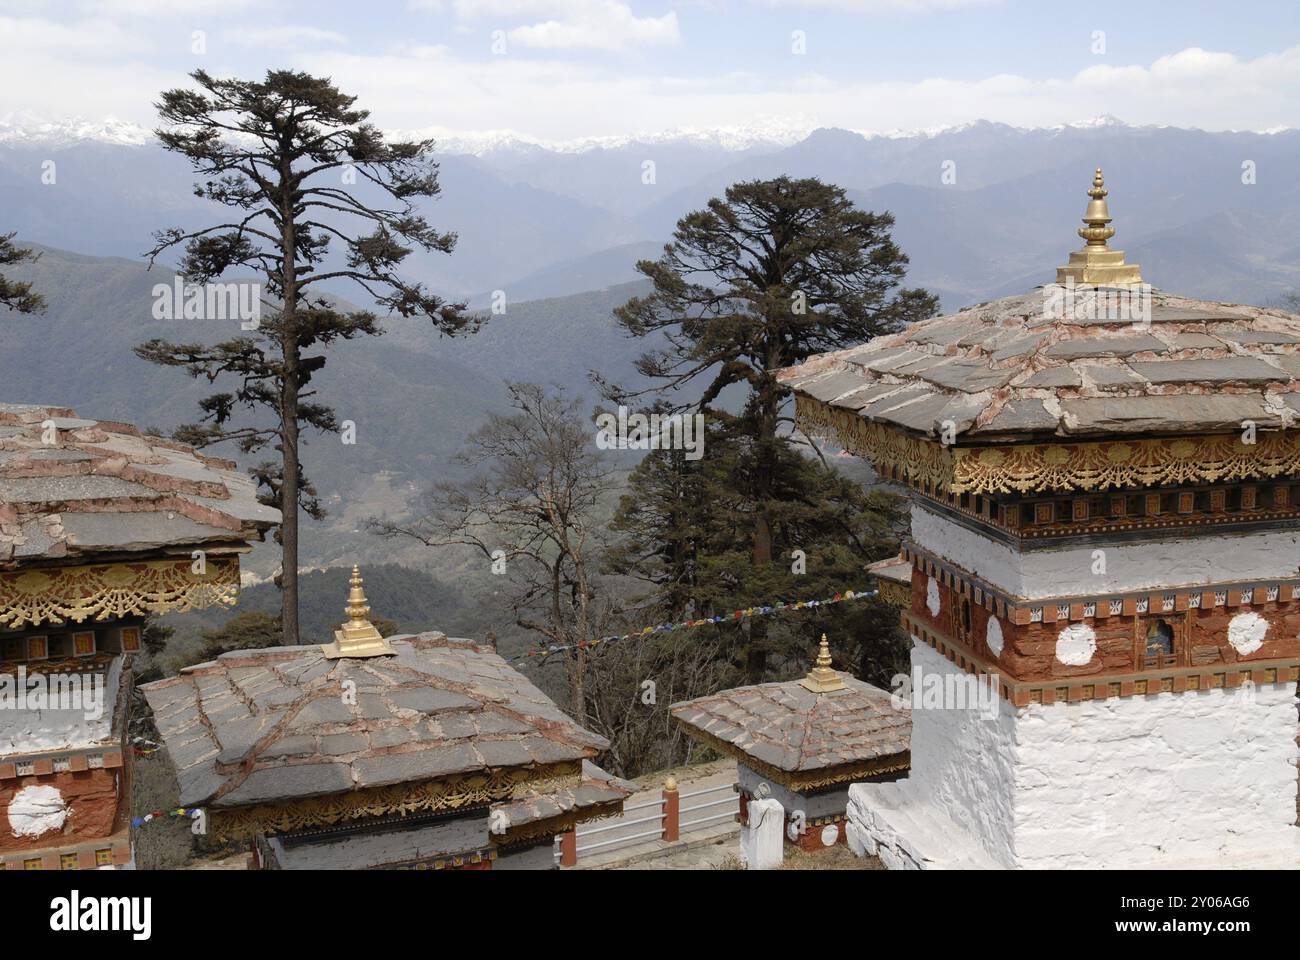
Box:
4;117;1298;309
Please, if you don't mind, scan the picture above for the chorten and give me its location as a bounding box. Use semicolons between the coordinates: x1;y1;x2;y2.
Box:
671;635;909;854
141;570;632;870
780;170;1300;869
0;405;275;871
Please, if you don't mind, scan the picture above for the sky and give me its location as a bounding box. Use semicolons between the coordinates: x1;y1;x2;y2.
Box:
1;0;1299;143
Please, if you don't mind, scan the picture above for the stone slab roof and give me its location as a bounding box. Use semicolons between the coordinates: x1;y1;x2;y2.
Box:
867;555;912;586
670;675;909;775
141;631;611;809
262;760;631;868
0;404;277;567
779;289;1300;442
490;759;634;832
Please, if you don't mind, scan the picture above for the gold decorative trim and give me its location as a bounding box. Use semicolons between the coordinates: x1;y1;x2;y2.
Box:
674;719;909;793
796;395;956;490
796;395;1300;494
0;557;240;628
874;579;911;607
493;801;624;848
210;762;581;842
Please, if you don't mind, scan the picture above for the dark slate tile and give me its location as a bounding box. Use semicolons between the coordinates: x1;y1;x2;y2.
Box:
353;745;480;787
1044;334;1167;359
1129;357;1288;384
475;739;533;768
219;762;354;806
390;687;479;714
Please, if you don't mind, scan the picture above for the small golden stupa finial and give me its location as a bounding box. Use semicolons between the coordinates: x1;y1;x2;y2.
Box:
321;564;395;659
1077;168;1115;247
1055;166;1142;285
799;633;847;693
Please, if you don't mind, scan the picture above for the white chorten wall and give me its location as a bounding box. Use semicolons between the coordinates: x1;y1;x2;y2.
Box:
903;644;1018;865
850;641;1299;869
910;503;1300;599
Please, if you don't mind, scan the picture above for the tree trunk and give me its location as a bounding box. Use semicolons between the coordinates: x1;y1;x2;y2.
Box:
279;179;301;646
571;568;590;717
280;361;300;645
746;375;779;683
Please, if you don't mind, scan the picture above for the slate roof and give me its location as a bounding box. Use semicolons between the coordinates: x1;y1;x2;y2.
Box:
141;631;613;809
263;760;632;869
490;760;635;833
779;289;1300;442
0;403;277;567
670;675;909;774
867;555;912;586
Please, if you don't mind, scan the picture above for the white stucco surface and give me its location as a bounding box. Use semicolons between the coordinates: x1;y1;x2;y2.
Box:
925;576;941;617
8;784;68;838
985;616;1004;656
910;503;1300;599
1227;611;1268;655
848;641;1300;869
1055;622;1097;665
740;798;785;870
0;657;121;754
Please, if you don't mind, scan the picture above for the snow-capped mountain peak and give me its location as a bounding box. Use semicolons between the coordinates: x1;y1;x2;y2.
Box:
0;113;152;148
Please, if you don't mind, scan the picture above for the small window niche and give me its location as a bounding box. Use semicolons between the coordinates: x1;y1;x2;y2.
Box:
1140;616;1180;669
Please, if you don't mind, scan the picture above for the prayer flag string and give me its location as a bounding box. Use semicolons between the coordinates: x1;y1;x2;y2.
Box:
503;587;879;663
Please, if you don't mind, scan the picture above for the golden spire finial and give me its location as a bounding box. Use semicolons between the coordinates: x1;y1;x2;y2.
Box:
1055;166;1142;285
799;633;846;693
1077;168;1116;247
321;564;395;659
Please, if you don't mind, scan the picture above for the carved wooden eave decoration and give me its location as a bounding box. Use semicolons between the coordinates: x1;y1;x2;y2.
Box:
795;395;1300;496
489;798;624;849
0;555;241;628
210;761;583;842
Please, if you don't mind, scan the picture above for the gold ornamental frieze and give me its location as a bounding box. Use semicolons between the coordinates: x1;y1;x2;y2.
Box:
0;556;241;628
795;395;1300;495
210;761;583;841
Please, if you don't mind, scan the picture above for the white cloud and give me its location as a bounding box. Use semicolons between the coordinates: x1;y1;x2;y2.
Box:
2;1;1299;146
0;14;144;56
416;0;680;51
225;25;347;49
84;0;258;15
288;42;1300;141
508;5;679;51
746;0;1001;12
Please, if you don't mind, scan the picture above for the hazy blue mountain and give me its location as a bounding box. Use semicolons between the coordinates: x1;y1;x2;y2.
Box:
6;119;1299;310
468;241;662;307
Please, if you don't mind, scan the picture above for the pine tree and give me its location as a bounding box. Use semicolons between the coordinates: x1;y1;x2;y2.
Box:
0;233;44;313
606;176;935;678
136;69;471;644
608;422;909;685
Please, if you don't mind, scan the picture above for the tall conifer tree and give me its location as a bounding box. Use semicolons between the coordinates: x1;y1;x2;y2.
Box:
137;69;471;644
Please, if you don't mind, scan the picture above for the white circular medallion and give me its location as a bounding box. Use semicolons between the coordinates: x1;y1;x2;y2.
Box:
7;785;68;838
1227;611;1268;656
1055;622;1096;666
820;823;840;847
986;616;1004;657
926;577;941;617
